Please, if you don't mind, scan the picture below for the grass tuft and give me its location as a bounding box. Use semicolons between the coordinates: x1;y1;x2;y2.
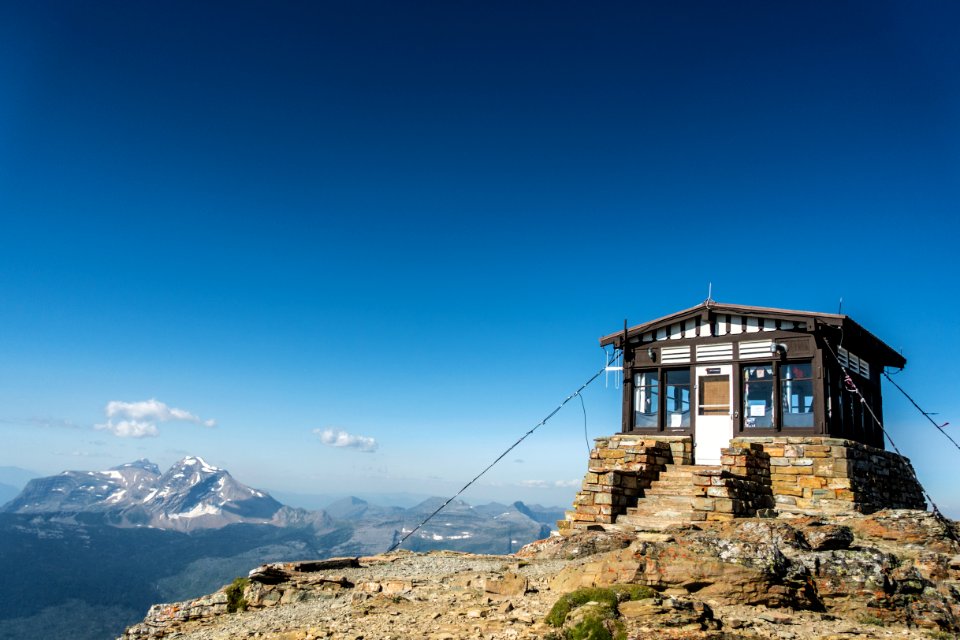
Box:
566;614;613;640
545;584;656;628
858;613;885;627
225;577;250;613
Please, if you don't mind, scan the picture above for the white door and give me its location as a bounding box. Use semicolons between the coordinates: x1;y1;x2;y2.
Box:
694;364;733;465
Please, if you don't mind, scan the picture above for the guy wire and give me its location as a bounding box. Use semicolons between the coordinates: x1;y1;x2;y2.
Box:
387;349;621;553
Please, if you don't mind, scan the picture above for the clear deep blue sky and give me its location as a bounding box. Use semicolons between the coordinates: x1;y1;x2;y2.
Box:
1;2;959;512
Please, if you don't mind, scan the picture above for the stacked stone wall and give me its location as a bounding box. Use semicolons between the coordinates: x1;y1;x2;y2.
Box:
557;435;691;535
733;436;926;515
690;444;775;521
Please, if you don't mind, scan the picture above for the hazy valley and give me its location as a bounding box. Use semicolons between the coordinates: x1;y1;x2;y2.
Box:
0;458;562;640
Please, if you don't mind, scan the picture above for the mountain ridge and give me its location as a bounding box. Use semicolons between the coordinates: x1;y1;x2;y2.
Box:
3;456;289;532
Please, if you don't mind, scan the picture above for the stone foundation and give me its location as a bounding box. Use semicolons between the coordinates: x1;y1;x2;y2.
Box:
557;435;691;535
733;436;926;515
561;435;926;531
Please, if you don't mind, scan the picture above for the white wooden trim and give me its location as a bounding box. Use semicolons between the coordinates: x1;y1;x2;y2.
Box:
739;339;774;359
730;316;743;334
661;345;691;364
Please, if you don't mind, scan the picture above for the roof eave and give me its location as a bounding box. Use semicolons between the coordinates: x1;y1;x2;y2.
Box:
598;302;906;369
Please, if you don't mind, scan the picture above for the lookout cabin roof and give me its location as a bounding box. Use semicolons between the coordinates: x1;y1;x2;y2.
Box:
599;301;905;370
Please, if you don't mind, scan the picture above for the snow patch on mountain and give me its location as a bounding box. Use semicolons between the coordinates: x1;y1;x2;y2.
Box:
1;457;285;532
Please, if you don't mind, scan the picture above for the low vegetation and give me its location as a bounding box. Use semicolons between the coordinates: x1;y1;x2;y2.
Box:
225;577;250;613
566;611;622;640
858;613;886;627
545;584;656;640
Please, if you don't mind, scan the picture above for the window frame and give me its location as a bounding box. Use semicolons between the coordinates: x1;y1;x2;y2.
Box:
742;363;776;429
632;370;659;429
630;366;693;433
780;361;815;428
738;358;817;433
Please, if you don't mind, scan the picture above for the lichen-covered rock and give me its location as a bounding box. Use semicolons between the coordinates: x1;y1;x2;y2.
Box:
516;529;633;560
801;523;854;550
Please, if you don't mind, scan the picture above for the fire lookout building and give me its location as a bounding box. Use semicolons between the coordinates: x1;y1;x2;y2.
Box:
601;301;904;465
560;302;925;534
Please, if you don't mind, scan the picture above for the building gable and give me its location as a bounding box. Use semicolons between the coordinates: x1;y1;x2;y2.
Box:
599;302;904;370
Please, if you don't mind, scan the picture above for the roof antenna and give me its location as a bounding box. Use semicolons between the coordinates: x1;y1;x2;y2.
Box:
705;282;714;306
838;297;843;315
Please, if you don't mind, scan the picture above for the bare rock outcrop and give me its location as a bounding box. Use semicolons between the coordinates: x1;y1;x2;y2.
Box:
118;509;960;640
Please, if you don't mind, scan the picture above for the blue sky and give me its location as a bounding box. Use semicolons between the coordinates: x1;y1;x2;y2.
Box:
1;2;959;512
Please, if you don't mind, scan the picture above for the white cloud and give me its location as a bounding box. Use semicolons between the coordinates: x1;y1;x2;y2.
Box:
95;398;215;438
0;417;80;429
519;479;580;489
314;428;378;453
55;449;112;458
518;480;549;489
105;399;216;427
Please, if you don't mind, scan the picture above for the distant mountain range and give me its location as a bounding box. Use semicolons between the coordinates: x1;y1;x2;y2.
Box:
0;465;39;508
3;457;298;531
0;483;19;507
0;457;564;640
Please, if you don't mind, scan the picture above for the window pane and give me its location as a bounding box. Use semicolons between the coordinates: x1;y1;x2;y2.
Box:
781;362;814;428
743;365;774;428
633;371;659;428
665;369;690;428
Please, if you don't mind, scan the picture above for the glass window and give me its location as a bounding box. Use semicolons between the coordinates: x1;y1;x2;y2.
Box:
633;371;659;429
743;364;774;428
665;369;690;429
781;362;814;428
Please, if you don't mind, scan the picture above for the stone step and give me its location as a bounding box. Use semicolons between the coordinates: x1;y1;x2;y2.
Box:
663;464;719;473
614;513;695;531
628;495;694;511
656;468;693;475
645;487;707;497
612;463;722;532
653;467;719;480
653;475;697;484
646;478;704;487
628;506;693;518
647;478;704;487
627;498;693;513
646;478;708;489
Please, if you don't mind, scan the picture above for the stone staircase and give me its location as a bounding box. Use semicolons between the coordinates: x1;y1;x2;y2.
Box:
613;464;719;531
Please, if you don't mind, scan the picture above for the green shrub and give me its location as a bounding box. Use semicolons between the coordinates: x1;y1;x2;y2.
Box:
612;584;656;601
225;577;250;613
546;588;618;627
545;584;656;628
566;614;613;640
858;613;885;627
563;607;627;640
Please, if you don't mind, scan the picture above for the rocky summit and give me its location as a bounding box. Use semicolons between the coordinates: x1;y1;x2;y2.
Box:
118;509;960;639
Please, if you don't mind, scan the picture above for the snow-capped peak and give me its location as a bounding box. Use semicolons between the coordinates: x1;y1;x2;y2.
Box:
110;459;162;475
2;456;282;532
179;456;220;473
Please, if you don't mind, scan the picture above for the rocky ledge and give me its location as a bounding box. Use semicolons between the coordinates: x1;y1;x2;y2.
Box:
119;509;960;639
